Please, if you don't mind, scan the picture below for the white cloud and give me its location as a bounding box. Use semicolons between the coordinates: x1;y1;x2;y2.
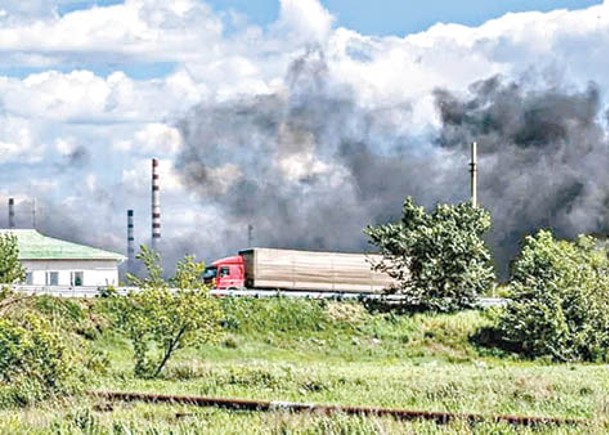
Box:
114;123;183;155
0;116;45;163
0;69;205;123
54;137;78;155
276;0;334;44
0;0;223;63
3;70;110;121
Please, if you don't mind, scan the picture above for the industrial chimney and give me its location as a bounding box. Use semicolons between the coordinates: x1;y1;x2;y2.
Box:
32;198;37;229
151;158;161;252
127;209;135;274
470;142;478;208
247;224;255;247
8;198;15;229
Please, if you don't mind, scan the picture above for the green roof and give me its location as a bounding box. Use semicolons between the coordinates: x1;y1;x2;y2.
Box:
0;229;126;261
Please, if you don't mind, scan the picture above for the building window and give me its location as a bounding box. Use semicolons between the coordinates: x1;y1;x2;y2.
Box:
45;271;59;286
25;272;33;285
71;271;84;286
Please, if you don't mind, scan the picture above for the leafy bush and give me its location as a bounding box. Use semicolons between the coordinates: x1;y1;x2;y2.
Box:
479;230;609;362
0;290;108;407
365;197;495;312
0;315;80;406
108;246;222;378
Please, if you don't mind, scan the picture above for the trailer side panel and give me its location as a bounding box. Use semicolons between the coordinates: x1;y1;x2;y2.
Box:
239;248;394;293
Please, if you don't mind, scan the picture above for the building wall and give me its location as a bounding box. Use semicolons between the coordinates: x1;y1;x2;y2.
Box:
21;259;120;286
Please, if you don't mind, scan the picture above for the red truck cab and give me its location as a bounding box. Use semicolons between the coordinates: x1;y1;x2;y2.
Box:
203;255;245;289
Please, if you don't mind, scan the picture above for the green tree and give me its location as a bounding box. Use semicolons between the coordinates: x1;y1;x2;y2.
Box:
365;197;495;312
485;230;609;362
0;234;27;319
112;246;222;378
0;234;25;285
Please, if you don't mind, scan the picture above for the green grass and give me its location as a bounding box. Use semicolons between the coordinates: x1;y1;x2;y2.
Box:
3;297;609;433
3;400;589;434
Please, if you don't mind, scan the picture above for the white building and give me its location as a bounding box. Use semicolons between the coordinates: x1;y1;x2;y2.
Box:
1;229;125;286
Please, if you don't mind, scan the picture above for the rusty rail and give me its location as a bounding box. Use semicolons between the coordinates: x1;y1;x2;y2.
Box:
89;391;585;427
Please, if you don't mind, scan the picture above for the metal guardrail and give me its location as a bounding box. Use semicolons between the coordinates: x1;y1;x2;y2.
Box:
10;285;506;307
11;285;131;298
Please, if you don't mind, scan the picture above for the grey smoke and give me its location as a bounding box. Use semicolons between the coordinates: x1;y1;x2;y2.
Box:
56;144;90;170
176;50;609;276
175;49;464;263
435;77;609;272
65;145;90;167
3;51;601;279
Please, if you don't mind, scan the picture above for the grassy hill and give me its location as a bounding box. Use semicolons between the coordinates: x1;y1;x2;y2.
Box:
0;296;606;434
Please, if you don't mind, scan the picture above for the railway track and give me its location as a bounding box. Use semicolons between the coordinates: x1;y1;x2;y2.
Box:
9;285;505;307
90;391;584;427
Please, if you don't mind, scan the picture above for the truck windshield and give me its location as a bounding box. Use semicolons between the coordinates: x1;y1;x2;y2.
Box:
203;267;217;281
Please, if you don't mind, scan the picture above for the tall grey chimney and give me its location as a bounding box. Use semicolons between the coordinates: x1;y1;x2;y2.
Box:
151;158;161;252
470;142;478;208
8;198;15;229
248;224;254;247
127;209;135;273
32;198;37;229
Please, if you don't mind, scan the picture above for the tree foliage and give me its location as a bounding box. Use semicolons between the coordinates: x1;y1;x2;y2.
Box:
485;230;609;362
111;246;222;378
0;234;25;285
365;197;495;312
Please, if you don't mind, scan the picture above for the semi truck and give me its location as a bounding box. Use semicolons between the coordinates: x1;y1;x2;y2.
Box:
203;248;395;293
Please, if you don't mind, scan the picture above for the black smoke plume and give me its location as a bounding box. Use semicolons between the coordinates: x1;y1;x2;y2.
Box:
175;49;454;261
435;77;609;272
176;50;609;276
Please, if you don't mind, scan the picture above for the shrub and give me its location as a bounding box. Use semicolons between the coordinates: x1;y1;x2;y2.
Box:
480;230;609;362
365;197;495;312
0;291;108;407
110;246;222;378
0;315;79;406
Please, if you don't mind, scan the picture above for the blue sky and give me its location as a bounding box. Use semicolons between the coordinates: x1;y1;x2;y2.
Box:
207;0;602;35
58;0;603;36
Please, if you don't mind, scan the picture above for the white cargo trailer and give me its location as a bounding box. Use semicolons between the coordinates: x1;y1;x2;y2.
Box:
207;248;396;293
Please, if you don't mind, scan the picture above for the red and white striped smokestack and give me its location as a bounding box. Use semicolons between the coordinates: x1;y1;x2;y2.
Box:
127;209;135;273
8;198;15;229
151;158;161;251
